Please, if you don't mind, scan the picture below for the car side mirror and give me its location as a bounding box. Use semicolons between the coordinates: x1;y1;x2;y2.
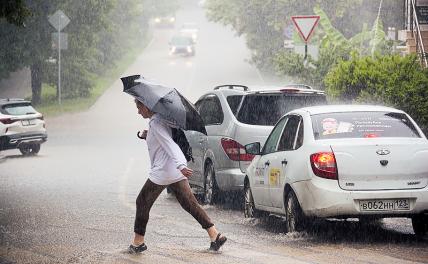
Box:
245;142;261;155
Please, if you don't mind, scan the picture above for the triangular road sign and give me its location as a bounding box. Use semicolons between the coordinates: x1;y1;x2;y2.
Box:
291;15;320;43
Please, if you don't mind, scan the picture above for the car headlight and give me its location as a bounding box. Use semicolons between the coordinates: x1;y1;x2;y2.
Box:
170;17;175;22
171;47;176;52
155;18;161;23
186;46;192;52
192;34;197;40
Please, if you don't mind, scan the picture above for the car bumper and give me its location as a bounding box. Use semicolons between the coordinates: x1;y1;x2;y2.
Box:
171;48;193;55
292;177;428;218
215;168;245;191
0;132;48;150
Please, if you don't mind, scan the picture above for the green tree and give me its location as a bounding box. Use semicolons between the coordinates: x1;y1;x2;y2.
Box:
0;1;59;104
325;54;428;132
0;0;147;103
205;0;364;70
0;0;31;26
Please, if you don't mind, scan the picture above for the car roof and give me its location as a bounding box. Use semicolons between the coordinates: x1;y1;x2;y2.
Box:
249;84;324;95
295;104;404;115
0;98;31;106
208;83;326;97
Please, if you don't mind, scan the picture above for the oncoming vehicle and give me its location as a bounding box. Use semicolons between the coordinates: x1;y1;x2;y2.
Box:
169;34;195;56
186;84;327;204
244;105;428;238
153;15;175;28
0;98;47;155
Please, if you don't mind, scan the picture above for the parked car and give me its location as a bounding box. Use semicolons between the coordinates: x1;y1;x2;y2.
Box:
244;105;428;238
179;22;198;43
0;98;47;155
169;34;195;56
186;84;327;204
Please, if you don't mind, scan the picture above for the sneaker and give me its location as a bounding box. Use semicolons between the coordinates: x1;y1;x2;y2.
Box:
128;243;147;254
209;233;227;251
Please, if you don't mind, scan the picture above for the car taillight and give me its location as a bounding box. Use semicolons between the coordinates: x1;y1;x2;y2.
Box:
38;115;44;120
0;118;14;124
310;152;338;180
221;138;255;161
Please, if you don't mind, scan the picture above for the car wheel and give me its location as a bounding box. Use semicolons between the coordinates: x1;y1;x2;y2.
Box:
19;144;40;156
30;144;40;155
412;214;428;239
244;182;260;218
19;145;32;155
203;163;218;205
285;190;306;233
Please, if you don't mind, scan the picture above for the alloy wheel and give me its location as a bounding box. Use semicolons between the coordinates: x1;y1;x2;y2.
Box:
204;165;215;204
244;184;255;218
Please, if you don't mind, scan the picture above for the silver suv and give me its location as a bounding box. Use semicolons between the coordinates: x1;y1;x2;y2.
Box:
186;84;327;204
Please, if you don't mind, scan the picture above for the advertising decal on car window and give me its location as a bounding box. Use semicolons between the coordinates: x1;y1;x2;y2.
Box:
313;112;421;139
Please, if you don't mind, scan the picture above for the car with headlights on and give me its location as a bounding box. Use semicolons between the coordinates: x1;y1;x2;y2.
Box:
153;15;175;28
169;34;195;56
186;84;327;204
244;105;428;238
0;98;47;155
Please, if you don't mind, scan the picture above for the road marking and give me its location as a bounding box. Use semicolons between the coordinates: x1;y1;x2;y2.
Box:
119;157;135;210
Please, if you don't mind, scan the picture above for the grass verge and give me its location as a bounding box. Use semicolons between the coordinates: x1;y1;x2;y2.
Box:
36;39;149;117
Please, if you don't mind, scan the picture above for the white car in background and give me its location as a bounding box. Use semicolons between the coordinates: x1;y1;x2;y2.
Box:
244;105;428;238
0;98;47;155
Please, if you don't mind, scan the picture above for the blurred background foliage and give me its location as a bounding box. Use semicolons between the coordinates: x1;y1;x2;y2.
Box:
0;0;179;104
206;0;427;131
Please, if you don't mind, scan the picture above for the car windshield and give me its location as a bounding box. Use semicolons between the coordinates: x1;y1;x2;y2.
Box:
311;111;421;139
170;36;192;45
236;94;327;126
2;103;36;115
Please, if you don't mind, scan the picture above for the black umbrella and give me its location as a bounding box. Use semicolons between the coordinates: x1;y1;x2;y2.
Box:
121;75;207;135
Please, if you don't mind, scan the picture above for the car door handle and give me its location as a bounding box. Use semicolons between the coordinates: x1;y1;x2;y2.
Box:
281;159;288;166
265;161;270;166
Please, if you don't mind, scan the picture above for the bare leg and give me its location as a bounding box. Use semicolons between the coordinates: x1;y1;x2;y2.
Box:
207;226;220;241
133;233;144;246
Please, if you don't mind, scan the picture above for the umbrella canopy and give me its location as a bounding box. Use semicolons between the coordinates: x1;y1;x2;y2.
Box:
121;75;207;135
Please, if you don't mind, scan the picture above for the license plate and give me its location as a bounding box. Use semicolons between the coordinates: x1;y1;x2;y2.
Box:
21;119;35;126
359;199;410;211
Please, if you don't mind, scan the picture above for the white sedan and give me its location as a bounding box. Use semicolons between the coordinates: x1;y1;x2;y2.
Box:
244;105;428;238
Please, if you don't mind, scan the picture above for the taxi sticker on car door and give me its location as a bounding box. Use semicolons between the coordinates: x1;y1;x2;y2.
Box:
269;168;280;186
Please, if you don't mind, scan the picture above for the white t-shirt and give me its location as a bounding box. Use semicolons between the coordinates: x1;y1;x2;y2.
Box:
146;114;187;185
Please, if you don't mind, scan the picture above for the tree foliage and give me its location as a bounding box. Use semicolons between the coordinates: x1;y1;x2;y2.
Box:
325;54;428;132
0;0;31;26
0;0;157;104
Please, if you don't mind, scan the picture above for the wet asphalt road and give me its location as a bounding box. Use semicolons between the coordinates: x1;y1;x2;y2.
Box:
1;2;428;264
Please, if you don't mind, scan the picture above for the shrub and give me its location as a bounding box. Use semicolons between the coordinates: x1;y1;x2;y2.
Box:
325;54;428;134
